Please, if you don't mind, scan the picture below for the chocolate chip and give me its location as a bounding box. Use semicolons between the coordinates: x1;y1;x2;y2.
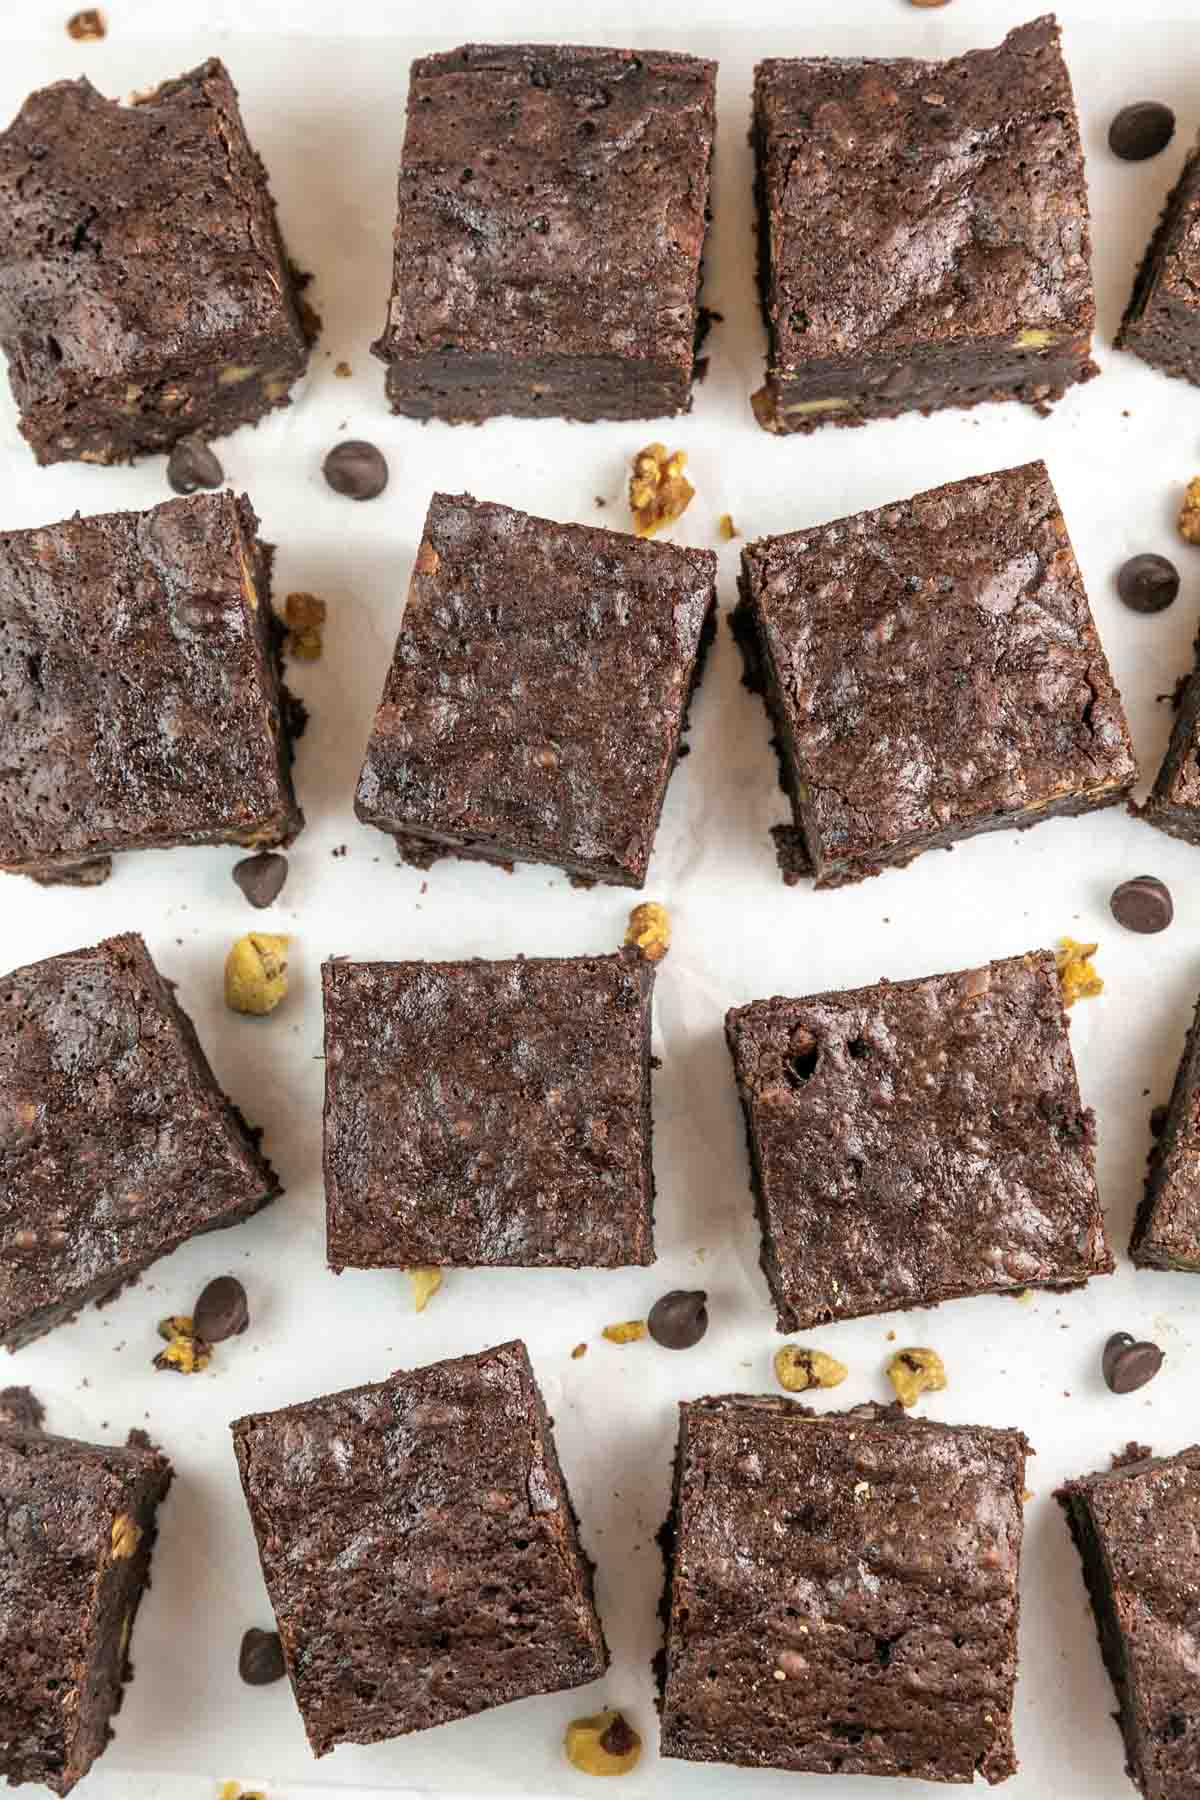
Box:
1116;553;1180;614
1151;1103;1170;1138
239;1627;285;1685
166;436;224;496
647;1289;708;1350
1109;102;1176;162
233;851;288;910
600;1714;637;1757
193;1275;249;1343
322;440;388;501
0;1386;45;1431
1110;875;1173;935
1102;1332;1164;1394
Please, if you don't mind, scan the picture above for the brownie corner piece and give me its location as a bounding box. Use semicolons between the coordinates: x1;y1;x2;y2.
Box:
1117;127;1200;386
0;931;280;1350
0;491;302;884
1132;986;1200;1270
1057;1445;1200;1798
734;460;1136;888
230;1338;607;1755
751;16;1096;434
322;947;656;1271
371;45;716;423
0;1425;173;1795
0;57;314;467
725;949;1112;1332
354;492;716;884
1137;644;1200;849
660;1397;1027;1782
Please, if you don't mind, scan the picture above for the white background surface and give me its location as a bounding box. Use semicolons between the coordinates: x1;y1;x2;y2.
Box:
2;1;1199;1795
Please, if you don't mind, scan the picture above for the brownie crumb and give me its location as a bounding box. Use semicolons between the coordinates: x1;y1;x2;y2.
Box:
0;1385;45;1431
66;8;105;38
1111;1440;1153;1468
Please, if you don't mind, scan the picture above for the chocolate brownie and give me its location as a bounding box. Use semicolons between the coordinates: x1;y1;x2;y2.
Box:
725;950;1113;1333
0;492;302;887
0;1425;172;1795
751;17;1097;434
1058;1446;1200;1798
323;949;655;1271
659;1397;1029;1783
1133;987;1200;1270
0;59;315;466
230;1339;607;1754
1138;630;1200;849
0;932;280;1351
1117;127;1200;387
733;461;1136;888
355;493;716;885
371;45;715;423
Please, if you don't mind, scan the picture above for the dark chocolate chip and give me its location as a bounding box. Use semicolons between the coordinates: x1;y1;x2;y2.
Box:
1102;1332;1164;1394
1110;875;1173;934
233;851;288;910
322;440;388;501
1116;553;1180;614
166;435;224;496
600;1714;637;1757
647;1289;708;1350
0;1386;45;1431
1109;102;1176;162
1150;1103;1169;1138
239;1627;285;1685
193;1275;249;1343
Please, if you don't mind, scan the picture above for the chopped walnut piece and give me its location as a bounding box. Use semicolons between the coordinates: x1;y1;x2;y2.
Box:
602;1320;646;1345
408;1267;442;1312
156;1314;194;1342
571;1343;588;1360
565;1709;643;1776
625;902;670;962
886;1346;947;1408
774;1345;847;1392
284;591;326;661
334;361;352;378
1056;938;1103;1007
66;8;105;38
629;443;694;538
1179;478;1200;546
225;933;289;1015
718;513;739;541
153;1326;212;1375
110;1513;141;1559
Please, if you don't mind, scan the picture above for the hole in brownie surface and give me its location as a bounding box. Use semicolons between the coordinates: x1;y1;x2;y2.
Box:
847;1036;870;1060
785;1032;819;1087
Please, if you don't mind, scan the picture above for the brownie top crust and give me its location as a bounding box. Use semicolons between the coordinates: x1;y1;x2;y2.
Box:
726;951;1112;1327
755;15;1094;374
0;491;294;872
374;44;716;373
323;950;655;1269
661;1396;1028;1783
740;461;1135;872
0;59;299;393
356;492;716;884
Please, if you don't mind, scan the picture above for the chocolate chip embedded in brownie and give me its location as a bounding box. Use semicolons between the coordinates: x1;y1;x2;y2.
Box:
0;59;315;467
751;17;1097;434
659;1397;1029;1782
0;1426;172;1794
725;950;1113;1332
355;492;716;885
1133;986;1200;1270
0;492;302;884
371;45;715;423
1058;1446;1200;1798
0;933;281;1351
1117;128;1200;387
230;1339;607;1754
322;949;656;1270
733;460;1136;888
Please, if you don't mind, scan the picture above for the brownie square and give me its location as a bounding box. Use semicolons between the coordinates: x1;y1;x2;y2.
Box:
725;950;1113;1332
751;17;1097;434
323;948;655;1271
1117;128;1200;387
659;1397;1028;1783
0;1425;172;1795
733;461;1136;888
0;59;314;467
1058;1446;1200;1798
355;492;716;885
0;932;280;1351
0;492;302;886
1137;631;1200;849
371;45;715;424
1132;987;1200;1270
231;1339;607;1754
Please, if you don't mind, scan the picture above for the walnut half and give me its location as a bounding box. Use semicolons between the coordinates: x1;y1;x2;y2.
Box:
629;444;694;538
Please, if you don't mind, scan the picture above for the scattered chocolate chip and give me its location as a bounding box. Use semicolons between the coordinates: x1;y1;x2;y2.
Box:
1102;1332;1164;1394
1116;553;1180;614
1150;1104;1169;1138
194;1275;249;1343
1109;102;1176;163
0;1386;45;1431
1110;875;1174;935
322;439;388;501
233;851;288;910
647;1289;708;1350
239;1627;285;1686
166;435;224;496
66;8;105;39
600;1714;638;1758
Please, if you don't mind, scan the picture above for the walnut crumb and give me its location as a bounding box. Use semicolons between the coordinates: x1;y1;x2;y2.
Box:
886;1347;947;1408
602;1320;646;1345
334;361;352;378
774;1345;847;1392
153;1318;212;1374
571;1343;588;1360
625;902;670;962
629;443;694;538
1179;477;1200;546
407;1267;442;1312
284;592;326;661
718;513;739;541
1056;938;1102;1007
66;8;105;38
